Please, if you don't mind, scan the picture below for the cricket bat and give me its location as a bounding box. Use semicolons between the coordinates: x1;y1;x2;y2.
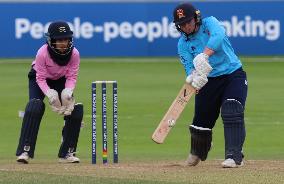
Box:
152;83;196;144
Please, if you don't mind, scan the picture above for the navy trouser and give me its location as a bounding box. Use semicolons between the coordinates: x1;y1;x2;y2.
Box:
192;67;248;129
28;67;66;100
28;67;82;158
16;67;67;158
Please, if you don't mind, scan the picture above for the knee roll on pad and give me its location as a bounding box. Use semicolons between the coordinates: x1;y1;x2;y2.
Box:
58;103;83;157
16;99;45;158
190;125;212;161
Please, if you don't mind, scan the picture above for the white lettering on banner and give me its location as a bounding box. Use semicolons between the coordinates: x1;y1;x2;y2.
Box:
14;17;179;41
15;16;280;42
15;18;30;38
103;18;179;42
221;16;280;41
132;22;148;39
104;22;119;42
30;22;45;39
15;18;50;39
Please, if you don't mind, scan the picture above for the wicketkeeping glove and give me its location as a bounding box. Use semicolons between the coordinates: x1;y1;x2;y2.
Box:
61;88;75;116
46;89;64;115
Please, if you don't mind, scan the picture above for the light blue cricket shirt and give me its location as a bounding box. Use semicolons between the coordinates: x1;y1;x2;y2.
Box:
178;16;242;77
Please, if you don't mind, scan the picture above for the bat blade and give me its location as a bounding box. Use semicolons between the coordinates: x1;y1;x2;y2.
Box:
152;83;195;144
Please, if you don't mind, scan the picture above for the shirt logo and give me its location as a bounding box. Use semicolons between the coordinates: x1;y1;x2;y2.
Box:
180;55;186;64
176;9;185;19
203;29;210;36
59;26;66;32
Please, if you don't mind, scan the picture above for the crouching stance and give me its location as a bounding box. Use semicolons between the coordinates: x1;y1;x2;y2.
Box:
16;20;83;164
172;3;248;167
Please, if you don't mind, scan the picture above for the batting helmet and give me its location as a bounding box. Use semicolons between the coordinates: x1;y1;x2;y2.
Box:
173;3;201;33
45;21;74;66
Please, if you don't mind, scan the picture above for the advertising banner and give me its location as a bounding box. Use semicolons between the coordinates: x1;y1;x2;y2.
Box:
0;1;282;57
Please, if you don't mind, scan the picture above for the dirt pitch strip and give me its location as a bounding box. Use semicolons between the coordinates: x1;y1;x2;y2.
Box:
0;160;283;184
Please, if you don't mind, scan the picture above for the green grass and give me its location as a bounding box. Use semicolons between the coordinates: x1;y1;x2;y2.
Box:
0;57;284;183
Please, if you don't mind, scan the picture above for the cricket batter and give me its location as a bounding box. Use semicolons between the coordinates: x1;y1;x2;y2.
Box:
16;21;83;164
173;3;248;168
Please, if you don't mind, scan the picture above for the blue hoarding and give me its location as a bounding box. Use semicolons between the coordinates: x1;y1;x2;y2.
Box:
0;2;283;57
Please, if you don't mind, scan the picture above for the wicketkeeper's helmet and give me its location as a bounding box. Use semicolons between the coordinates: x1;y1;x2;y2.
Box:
45;21;74;66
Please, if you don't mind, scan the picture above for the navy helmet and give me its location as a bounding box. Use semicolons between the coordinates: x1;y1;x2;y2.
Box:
173;3;201;33
45;21;74;66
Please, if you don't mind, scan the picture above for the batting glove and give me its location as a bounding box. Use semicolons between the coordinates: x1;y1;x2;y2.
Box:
193;53;213;76
186;70;208;90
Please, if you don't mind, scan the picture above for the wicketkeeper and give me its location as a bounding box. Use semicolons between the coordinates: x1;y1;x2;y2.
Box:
173;3;248;168
16;21;83;164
